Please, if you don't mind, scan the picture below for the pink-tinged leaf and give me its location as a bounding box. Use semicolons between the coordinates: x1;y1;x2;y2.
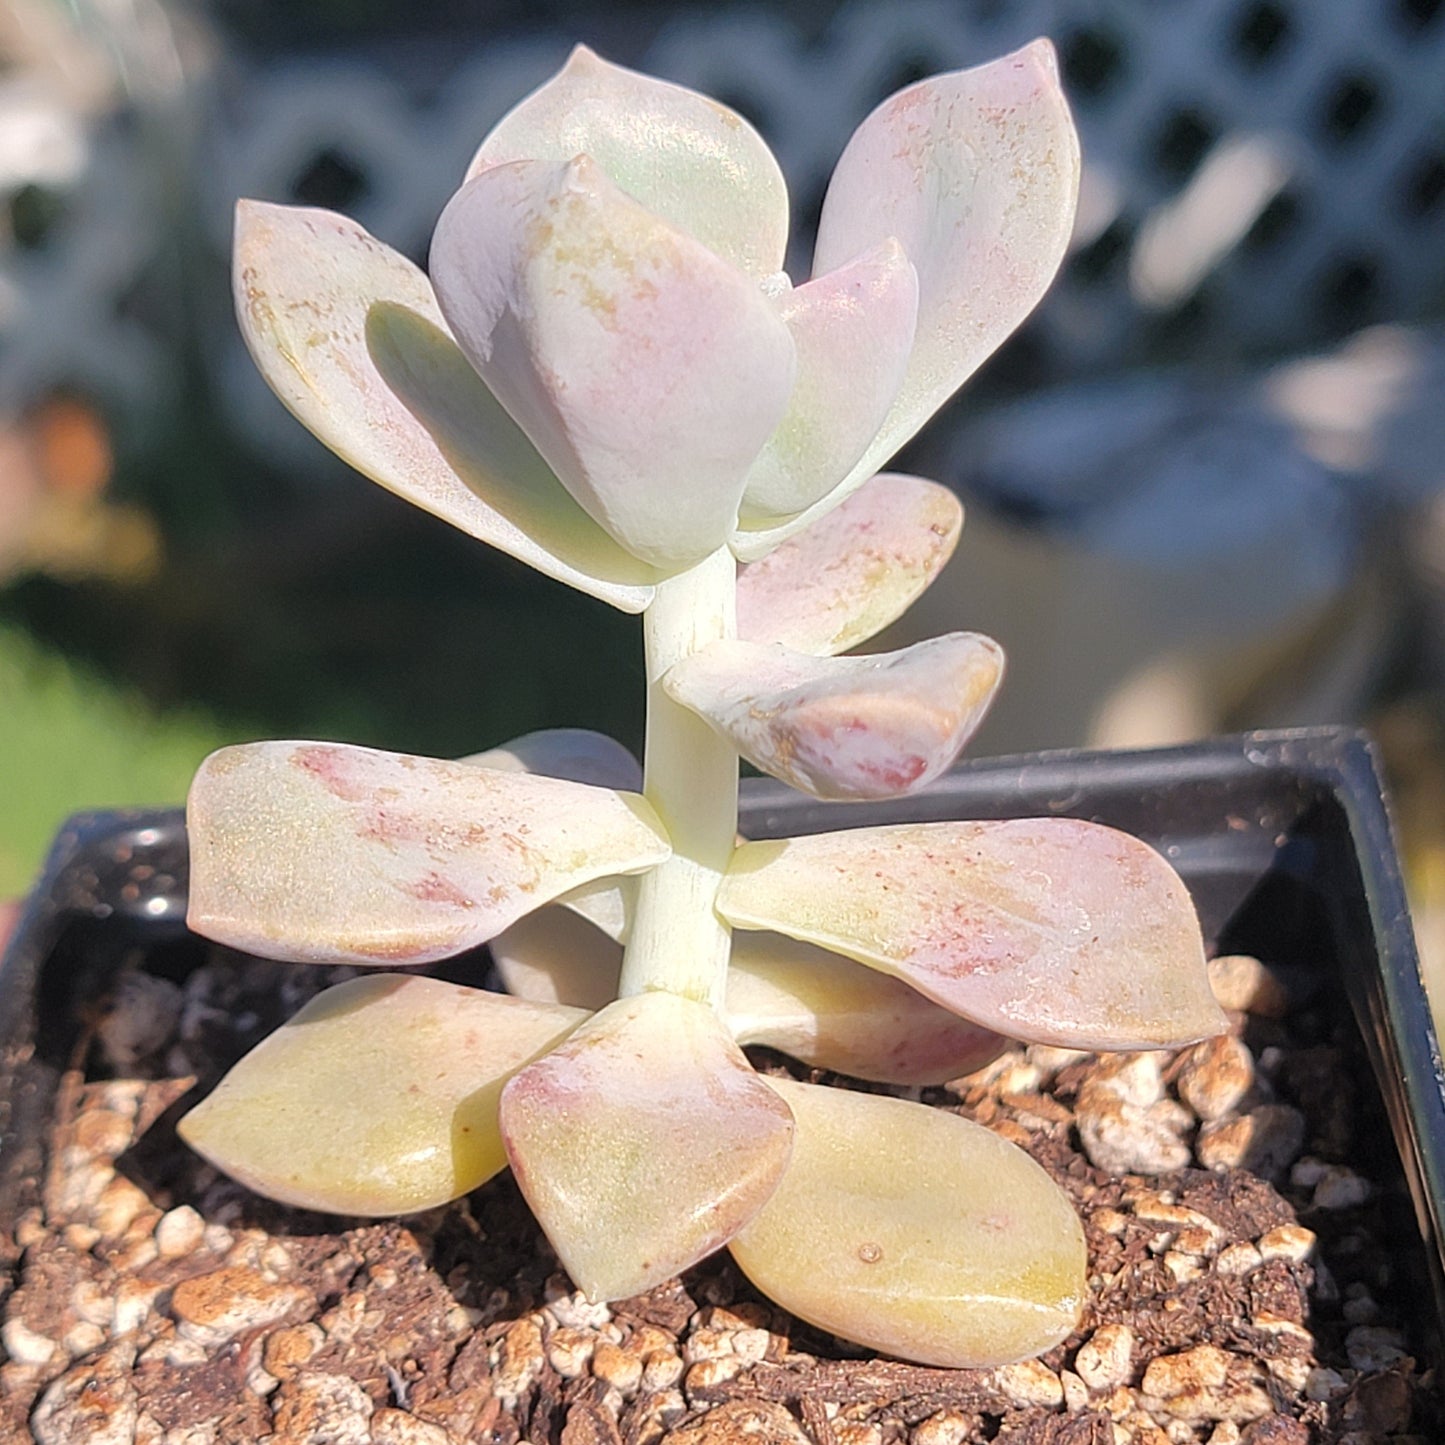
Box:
178;976;586;1214
465;729;641;938
663;634;1003;800
466;45;788;281
736;473;963;651
430;158;796;570
491;908;1004;1085
718;820;1225;1049
732;41;1080;559
465;727;642;792
186;742;670;966
233;201;655;611
740;242;918;524
500;992;794;1301
815;40;1079;469
730;1078;1086;1367
726;932;1007;1085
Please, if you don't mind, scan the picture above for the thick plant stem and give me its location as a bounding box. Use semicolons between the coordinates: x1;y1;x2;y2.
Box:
619;546;738;1008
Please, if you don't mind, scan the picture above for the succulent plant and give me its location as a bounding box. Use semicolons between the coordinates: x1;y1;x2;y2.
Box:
179;42;1225;1369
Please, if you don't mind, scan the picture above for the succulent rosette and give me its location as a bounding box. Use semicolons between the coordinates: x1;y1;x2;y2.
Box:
182;44;1225;1368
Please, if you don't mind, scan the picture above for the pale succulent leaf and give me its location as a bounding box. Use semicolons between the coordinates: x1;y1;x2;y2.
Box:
187;742;670;966
465;727;642;791
727;932;1006;1085
731;41;1080;560
466;45;789;280
490;904;621;1011
464;729;641;938
491;908;1004;1085
664;634;1004;800
500;992;794;1300
233;201;654;610
554;875;636;942
739;241;917;524
730;1077;1086;1367
815;39;1080;473
430;158;796;570
719;820;1224;1049
736;474;963;652
178;976;587;1214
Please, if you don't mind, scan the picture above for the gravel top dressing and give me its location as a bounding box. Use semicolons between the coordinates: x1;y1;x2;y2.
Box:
2;937;1438;1444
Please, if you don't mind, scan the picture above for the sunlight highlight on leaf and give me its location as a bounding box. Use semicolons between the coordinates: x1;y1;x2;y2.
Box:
664;634;1003;799
731;1077;1087;1367
719;819;1223;1049
735;474;963;651
187;741;669;966
466;44;789;279
178;976;586;1214
500;992;794;1300
233;201;655;609
431;157;795;569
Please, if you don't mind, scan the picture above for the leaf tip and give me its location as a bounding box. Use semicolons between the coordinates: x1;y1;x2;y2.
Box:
1018;35;1062;85
564;42;605;74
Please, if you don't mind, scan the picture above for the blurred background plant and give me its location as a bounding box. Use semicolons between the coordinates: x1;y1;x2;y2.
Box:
4;0;1445;1012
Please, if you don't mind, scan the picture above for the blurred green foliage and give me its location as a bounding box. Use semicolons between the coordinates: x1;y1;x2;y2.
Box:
0;623;237;894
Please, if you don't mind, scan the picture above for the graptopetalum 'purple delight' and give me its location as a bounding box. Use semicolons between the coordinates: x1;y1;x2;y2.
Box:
180;42;1226;1368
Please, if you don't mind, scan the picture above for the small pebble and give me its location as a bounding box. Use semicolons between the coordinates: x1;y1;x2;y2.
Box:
493;1318;544;1401
1266;1356;1313;1392
270;1371;372;1445
2;1319;60;1367
1196;1105;1305;1177
664;1399;801;1445
29;1344;139;1445
1305;1367;1349;1401
1215;1243;1263;1276
1176;1035;1254;1121
91;1176;152;1241
683;1326;735;1364
912;1412;974;1445
370;1408;459;1445
60;1224;101;1253
169;1267;316;1348
1345;1325;1408;1372
591;1340;643;1396
1257;1224;1315;1265
994;1359;1062;1408
1206;955;1295;1016
263;1323;325;1381
544;1282;611;1331
1077;1062;1192;1175
1141;1344;1273;1424
685;1355;746;1393
545;1326;595;1379
1075;1324;1134;1391
1313;1166;1371;1210
154;1205;205;1259
1164;1252;1204;1283
61;1321;106;1357
97;971;183;1068
640;1347;684;1392
1060;1369;1089;1412
834;1424;883;1445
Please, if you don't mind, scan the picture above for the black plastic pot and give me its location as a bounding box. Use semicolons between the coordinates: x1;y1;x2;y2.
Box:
4;726;1444;1343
